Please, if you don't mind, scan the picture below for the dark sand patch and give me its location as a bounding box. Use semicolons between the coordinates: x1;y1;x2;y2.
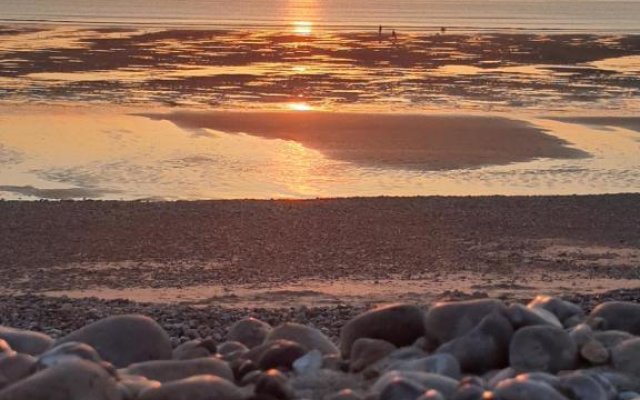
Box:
146;111;589;171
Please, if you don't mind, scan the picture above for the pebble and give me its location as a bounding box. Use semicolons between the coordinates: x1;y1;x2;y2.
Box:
436;312;513;373
255;369;294;400
138;374;244;400
509;325;577;373
56;314;172;368
494;378;568;400
0;359;120;400
372;371;459;399
349;338;396;373
172;338;216;360
340;304;426;357
227;318;272;349
36;341;103;369
424;299;507;348
506;303;562;329
611;338;640;377
527;295;584;326
257;340;307;371
588;302;640;335
0;353;36;389
218;341;250;362
0;295;638;399
123;357;234;383
0;326;53;356
266;322;339;356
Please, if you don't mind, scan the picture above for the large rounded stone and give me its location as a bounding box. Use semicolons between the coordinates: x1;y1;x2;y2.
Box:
227;318;272;349
611;338;640;377
0;353;36;389
266;323;338;356
0;359;120;400
173;338;216;360
372;371;458;399
424;299;507;348
593;330;634;351
588;302;640;335
138;375;244;400
494;378;568;400
218;341;250;362
509;325;577;373
558;372;607;400
349;338;396;373
436;312;513;373
0;327;53;356
527;296;584;325
56;314;172;368
506;303;562;329
580;339;609;365
386;354;461;380
123;358;234;383
256;369;294;400
378;376;424;400
340;304;426;357
326;389;363;400
37;342;103;369
258;340;307;371
0;340;12;357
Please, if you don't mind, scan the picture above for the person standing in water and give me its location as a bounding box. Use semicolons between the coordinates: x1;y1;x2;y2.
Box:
378;25;383;42
391;29;397;43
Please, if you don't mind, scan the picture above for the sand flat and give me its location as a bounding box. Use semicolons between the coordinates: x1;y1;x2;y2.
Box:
146;110;588;171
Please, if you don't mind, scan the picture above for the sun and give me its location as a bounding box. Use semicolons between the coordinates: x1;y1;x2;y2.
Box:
287;102;313;111
293;21;313;35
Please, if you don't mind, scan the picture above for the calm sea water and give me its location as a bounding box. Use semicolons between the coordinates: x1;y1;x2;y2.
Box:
2;0;640;32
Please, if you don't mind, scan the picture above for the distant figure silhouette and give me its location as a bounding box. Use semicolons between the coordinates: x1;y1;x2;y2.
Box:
441;26;446;34
391;29;397;43
378;25;383;42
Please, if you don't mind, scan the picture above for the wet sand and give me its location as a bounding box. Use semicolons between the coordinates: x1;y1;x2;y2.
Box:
146;110;587;170
1;26;638;112
1;195;639;308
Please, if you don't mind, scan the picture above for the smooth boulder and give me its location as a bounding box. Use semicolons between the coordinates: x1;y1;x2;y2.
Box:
494;378;569;400
56;314;172;368
527;296;584;326
509;325;577;373
227;318;272;349
588;302;640;335
436;312;513;373
266;323;339;356
0;326;53;356
0;359;120;400
173;338;216;360
372;371;458;399
506;303;562;329
340;304;426;357
139;375;244;400
123;358;234;383
611;338;640;376
424;299;507;348
0;353;36;389
349;338;396;373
